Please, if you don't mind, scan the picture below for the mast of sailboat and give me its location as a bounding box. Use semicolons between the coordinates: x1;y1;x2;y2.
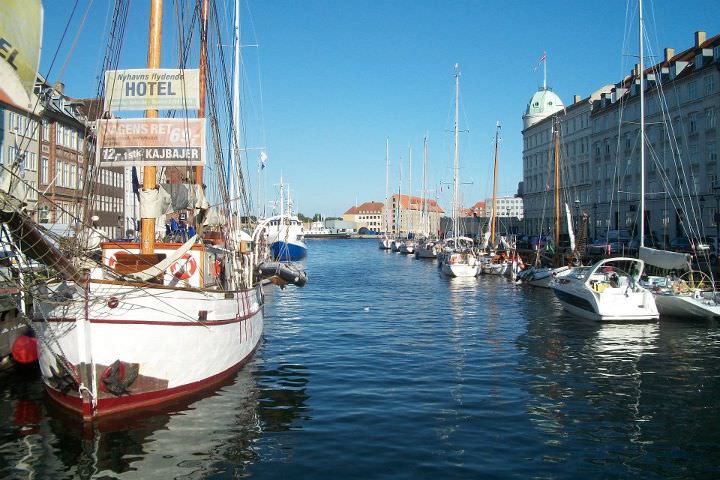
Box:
639;0;646;248
553;117;561;260
141;0;164;255
452;63;460;239
230;0;241;225
490;121;501;247
408;145;412;238
385;137;389;235
197;0;208;187
422;134;428;235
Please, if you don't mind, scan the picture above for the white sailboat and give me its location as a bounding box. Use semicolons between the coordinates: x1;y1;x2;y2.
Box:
551;0;658;321
633;0;720;320
440;64;479;277
399;146;416;254
415;136;439;259
2;0;285;420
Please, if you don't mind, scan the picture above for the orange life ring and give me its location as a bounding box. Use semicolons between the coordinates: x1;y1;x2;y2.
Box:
108;253;118;269
170;253;197;280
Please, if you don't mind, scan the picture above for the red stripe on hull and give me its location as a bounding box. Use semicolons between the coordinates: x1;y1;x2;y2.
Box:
45;339;262;420
44;308;261;326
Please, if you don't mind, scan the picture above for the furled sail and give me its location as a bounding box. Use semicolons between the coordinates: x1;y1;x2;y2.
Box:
639;246;691;271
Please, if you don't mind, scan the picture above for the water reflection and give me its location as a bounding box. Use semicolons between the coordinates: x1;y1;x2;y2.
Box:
0;355;310;479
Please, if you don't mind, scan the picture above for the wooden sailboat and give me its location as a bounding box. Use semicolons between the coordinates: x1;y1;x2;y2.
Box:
519;118;572;287
0;0;276;420
480;122;513;276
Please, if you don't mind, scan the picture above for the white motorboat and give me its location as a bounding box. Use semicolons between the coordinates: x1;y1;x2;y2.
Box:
551;257;659;321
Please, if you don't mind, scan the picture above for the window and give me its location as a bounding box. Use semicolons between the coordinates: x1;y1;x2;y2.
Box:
40;157;48;184
709;141;718;163
41;120;49;141
27;181;37;201
705;74;716;96
706;108;717;130
688;81;697;100
689;112;698;133
70;164;76;188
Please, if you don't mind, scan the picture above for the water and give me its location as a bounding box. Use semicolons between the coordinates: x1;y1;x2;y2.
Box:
2;239;720;479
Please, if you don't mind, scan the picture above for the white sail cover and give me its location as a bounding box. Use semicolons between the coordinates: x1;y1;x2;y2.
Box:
565;203;576;252
639;246;691;270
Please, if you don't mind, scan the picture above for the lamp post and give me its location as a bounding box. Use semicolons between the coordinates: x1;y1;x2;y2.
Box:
699;196;706;237
506;206;512;233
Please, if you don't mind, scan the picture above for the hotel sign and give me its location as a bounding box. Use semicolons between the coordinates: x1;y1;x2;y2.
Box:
96;118;205;167
104;69;200;111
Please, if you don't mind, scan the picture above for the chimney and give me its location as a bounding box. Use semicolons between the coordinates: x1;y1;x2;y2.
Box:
664;47;675;62
695;31;706;47
573;94;581;104
633;63;640;76
53;82;65;94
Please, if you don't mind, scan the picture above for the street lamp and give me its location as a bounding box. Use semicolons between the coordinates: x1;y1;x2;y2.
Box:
713;185;720;273
699;196;706;237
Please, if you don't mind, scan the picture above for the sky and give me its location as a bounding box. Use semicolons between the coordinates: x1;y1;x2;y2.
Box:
39;0;720;217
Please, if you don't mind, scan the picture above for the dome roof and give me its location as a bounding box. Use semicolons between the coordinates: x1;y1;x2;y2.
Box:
523;88;564;129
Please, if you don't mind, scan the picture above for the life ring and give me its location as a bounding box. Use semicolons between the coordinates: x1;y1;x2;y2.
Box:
214;259;222;277
170;253;197;280
108;253;118;269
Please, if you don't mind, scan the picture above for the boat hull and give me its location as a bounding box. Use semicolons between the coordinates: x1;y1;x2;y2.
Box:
654;293;720;320
33;281;264;419
271;240;308;261
552;281;658;321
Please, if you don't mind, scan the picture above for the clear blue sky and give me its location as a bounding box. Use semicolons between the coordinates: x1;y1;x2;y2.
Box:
40;0;720;217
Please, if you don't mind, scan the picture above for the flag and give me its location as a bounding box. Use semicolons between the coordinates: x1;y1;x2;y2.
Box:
533;51;547;71
131;166;140;200
259;151;268;170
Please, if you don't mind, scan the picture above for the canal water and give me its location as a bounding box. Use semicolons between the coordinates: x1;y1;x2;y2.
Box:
1;238;720;479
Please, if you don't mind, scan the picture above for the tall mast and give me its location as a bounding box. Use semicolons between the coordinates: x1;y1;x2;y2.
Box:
452;63;460;238
141;0;163;254
408;145;412;236
422;134;428;235
490;121;501;245
385;137;389;233
196;0;208;186
639;0;646;247
230;0;240;222
553;117;561;253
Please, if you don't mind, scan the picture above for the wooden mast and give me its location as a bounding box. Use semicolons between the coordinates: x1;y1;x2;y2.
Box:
141;0;163;254
553;117;561;265
195;0;208;186
490;122;500;246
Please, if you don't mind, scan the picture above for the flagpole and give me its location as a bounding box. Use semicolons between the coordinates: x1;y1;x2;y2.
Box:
543;51;547;90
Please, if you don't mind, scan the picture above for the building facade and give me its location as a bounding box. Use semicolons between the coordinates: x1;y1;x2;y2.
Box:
521;31;720;245
389;194;444;236
0;91;40;218
342;201;384;231
38;83;126;239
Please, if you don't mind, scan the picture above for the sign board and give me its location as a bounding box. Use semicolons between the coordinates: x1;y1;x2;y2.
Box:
96;118;205;167
0;0;43;100
104;69;200;111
